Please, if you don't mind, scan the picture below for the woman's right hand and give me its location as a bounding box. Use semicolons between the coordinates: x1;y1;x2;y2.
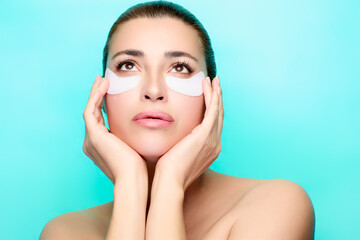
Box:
82;75;148;185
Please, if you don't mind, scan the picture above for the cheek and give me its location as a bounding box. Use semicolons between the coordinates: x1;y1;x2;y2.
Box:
175;96;205;131
105;94;130;131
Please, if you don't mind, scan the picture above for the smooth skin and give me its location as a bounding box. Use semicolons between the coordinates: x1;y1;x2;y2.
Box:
40;17;315;240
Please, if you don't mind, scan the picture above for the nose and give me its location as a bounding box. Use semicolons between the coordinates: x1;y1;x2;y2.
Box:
141;73;168;102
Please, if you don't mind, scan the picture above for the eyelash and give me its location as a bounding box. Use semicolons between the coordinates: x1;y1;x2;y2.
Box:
115;58;194;74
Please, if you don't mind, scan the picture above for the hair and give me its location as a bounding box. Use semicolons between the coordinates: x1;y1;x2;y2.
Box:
101;0;217;81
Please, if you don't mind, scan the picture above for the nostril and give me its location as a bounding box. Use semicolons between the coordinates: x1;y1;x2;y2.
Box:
144;95;164;100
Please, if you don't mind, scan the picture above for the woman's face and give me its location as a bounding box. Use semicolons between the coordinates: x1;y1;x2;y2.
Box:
104;17;207;163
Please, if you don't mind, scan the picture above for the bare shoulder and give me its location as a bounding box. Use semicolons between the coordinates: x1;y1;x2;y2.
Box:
236;177;314;202
39;203;112;240
228;178;315;240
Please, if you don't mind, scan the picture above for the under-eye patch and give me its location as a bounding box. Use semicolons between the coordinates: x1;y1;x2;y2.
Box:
165;71;205;96
105;67;206;96
105;68;140;94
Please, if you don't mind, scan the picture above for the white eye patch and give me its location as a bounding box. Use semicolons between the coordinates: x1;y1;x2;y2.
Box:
105;68;140;94
105;67;206;96
166;71;206;96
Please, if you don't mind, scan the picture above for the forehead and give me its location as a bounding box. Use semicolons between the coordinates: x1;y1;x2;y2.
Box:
109;17;204;62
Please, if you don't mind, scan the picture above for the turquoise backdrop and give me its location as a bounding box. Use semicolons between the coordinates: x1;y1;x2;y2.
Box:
1;0;359;239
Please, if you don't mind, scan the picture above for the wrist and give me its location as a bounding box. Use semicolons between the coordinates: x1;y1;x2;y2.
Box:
114;172;148;199
152;163;184;197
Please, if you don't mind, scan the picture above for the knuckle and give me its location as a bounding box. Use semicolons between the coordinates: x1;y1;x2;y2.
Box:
82;110;88;120
206;139;217;150
213;142;219;151
82;142;89;155
83;133;98;153
220;110;224;117
217;143;222;153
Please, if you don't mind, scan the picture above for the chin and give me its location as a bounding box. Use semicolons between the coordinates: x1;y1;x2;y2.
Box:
129;137;174;163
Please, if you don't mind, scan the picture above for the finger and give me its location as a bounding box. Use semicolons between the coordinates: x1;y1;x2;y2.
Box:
202;76;220;131
84;78;108;127
88;75;103;101
95;78;110;124
205;76;220;117
97;78;109;114
95;77;108;109
92;77;108;108
217;77;224;137
94;103;105;124
202;77;212;114
84;88;103;127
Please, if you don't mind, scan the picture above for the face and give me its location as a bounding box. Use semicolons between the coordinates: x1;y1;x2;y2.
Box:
104;17;207;163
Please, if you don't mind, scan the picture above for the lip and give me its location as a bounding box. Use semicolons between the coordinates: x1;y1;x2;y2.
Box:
132;111;174;128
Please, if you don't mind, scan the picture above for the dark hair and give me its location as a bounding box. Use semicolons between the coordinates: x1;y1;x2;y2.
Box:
101;0;217;81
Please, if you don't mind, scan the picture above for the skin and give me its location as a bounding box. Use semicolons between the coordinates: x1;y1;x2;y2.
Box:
103;17;209;200
40;17;315;240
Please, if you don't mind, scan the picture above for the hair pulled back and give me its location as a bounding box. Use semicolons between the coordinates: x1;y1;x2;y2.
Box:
102;0;216;81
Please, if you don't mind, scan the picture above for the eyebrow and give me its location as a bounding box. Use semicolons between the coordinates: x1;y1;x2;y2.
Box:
111;49;198;62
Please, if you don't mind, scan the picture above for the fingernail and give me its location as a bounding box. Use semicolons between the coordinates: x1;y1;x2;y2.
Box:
207;77;211;85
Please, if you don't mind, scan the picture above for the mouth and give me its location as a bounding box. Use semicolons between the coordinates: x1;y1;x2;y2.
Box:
132;111;174;128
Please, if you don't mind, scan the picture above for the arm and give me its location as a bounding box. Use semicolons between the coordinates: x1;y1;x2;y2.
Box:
82;75;150;239
145;166;186;240
145;76;222;239
106;173;148;240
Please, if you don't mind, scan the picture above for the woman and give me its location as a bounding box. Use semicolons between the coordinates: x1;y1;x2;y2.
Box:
40;1;315;239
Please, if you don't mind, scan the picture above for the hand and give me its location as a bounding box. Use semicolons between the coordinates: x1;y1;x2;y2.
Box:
156;76;224;190
82;75;148;185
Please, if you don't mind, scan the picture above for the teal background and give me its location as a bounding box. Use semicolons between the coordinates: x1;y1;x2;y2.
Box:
1;0;359;239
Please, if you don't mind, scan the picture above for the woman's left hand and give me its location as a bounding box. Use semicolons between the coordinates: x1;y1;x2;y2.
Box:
156;75;224;191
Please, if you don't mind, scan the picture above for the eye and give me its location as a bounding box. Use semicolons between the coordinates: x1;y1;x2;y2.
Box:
115;59;139;72
170;60;194;74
